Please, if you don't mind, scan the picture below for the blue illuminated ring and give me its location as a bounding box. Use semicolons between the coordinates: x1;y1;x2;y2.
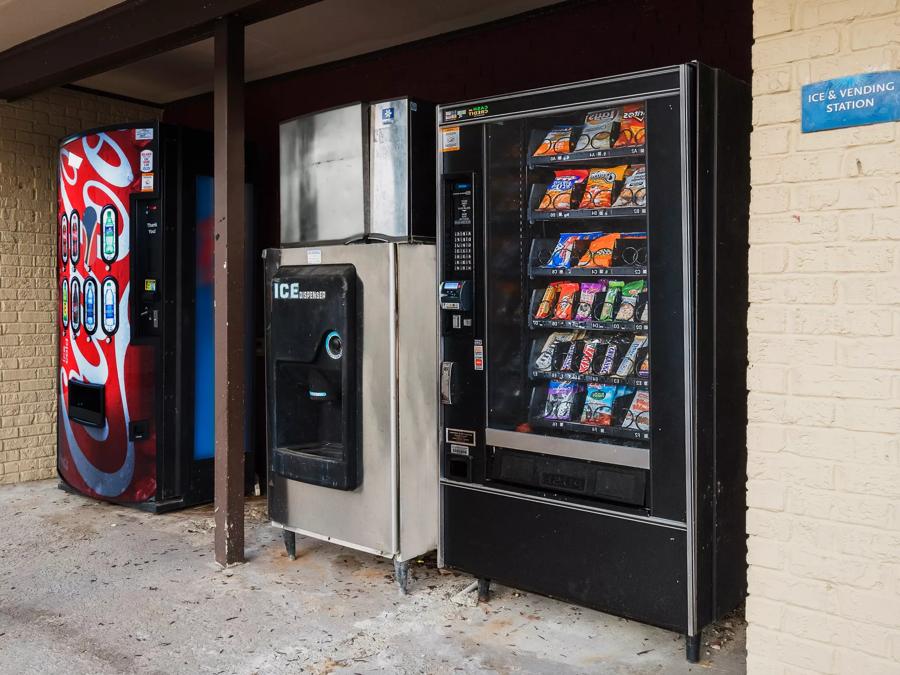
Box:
325;330;343;360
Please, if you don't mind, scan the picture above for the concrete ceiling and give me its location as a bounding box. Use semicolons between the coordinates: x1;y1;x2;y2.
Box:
70;0;561;104
0;0;124;50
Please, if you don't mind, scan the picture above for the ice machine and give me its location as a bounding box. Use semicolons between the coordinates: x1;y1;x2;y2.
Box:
267;98;438;590
436;64;750;659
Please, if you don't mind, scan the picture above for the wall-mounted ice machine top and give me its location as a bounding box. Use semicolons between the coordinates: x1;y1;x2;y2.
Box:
266;264;362;490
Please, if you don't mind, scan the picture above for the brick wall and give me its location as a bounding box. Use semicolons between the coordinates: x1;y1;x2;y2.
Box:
0;89;159;485
748;2;900;673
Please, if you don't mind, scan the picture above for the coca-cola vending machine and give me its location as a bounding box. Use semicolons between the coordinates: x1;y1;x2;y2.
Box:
57;121;231;511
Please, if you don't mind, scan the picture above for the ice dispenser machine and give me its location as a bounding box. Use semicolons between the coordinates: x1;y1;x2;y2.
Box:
266;98;437;592
267;264;360;490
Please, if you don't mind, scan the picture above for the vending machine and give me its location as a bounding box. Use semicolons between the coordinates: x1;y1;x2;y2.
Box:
57;122;243;511
437;64;749;659
266;98;437;591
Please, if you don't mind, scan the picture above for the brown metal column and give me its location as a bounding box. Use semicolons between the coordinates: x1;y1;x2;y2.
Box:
213;15;246;566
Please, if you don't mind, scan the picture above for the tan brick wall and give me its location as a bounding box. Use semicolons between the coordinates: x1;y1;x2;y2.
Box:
0;89;159;485
749;2;900;673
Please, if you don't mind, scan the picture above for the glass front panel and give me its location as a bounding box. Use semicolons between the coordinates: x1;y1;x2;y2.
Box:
485;101;651;456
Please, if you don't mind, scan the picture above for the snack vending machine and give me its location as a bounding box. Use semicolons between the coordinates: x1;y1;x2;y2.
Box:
57;122;237;511
437;64;749;659
267;98;437;591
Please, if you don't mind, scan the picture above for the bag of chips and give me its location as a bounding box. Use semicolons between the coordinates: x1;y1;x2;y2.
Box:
598;280;625;321
575;281;607;320
615;335;648;377
537;170;589;211
535;283;560;319
614;104;646;147
574;109;621;152
612;164;647;207
578;165;628;209
553;282;580;320
581;384;619;425
614;280;646;321
623;390;650;431
545;232;596;268
543;380;579;420
534;126;574;157
577;233;621;268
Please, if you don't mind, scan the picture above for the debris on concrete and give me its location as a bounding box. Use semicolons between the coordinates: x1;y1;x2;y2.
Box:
0;480;746;674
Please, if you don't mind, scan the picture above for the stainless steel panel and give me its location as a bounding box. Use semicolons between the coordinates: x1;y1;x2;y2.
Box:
279;103;368;245
485;427;650;470
397;243;438;561
370;99;409;240
271;243;395;555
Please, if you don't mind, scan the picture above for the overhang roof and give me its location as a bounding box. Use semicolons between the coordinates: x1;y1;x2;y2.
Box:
0;0;563;103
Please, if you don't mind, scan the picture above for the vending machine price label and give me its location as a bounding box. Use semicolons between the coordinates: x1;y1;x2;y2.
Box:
140;150;153;172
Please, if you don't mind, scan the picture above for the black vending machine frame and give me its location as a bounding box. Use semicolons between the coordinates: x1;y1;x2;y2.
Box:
436;63;749;660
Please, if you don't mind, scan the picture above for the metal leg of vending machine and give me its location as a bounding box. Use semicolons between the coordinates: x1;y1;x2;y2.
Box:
436;63;749;661
283;530;297;561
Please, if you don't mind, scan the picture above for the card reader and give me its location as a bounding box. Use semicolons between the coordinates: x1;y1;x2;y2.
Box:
440;280;472;311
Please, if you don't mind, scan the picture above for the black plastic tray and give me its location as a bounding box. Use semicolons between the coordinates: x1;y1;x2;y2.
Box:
530;416;650;442
528;144;645;169
530;369;649;388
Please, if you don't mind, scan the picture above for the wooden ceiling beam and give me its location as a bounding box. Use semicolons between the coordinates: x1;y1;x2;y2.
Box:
0;0;321;100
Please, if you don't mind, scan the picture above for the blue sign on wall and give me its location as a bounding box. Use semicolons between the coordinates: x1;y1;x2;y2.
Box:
802;70;900;133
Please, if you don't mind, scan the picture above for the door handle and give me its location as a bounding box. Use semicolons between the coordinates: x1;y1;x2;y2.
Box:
440;361;456;405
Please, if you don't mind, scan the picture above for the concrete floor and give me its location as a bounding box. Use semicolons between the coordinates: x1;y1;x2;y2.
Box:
0;480;746;674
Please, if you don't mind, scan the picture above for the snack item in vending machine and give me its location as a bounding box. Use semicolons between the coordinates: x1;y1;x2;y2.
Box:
553;282;580;320
545;232;596;268
612;164;647;207
598;280;625;321
623;390;650;431
640;299;649;322
533;126;575;156
560;340;581;372
537;170;589;210
578;338;603;374
574;108;621;151
614;280;646;321
577;232;622;268
535;283;561;319
597;339;621;376
581;384;617;425
534;333;563;372
615;335;648;377
614;103;646;147
535;331;584;371
638;353;650;378
543;380;580;420
578;165;628;209
575;281;607;320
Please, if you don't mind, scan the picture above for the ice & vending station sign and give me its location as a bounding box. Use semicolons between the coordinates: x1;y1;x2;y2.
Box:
801;70;900;133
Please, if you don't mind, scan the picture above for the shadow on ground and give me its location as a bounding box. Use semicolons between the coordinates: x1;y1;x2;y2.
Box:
0;480;745;674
